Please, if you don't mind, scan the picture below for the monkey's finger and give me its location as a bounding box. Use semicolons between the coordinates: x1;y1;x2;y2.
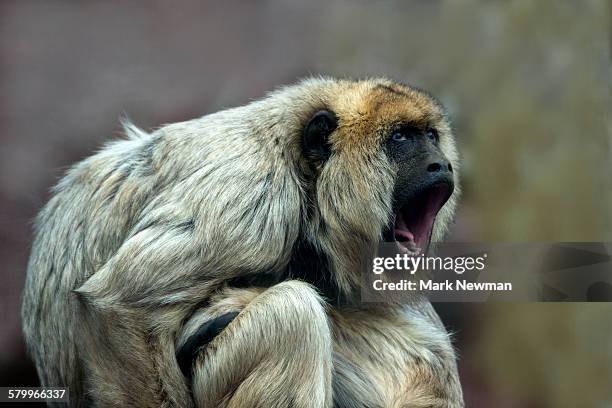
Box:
176;311;239;380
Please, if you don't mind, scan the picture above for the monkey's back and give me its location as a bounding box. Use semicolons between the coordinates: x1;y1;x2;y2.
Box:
21;91;309;402
21;133;159;400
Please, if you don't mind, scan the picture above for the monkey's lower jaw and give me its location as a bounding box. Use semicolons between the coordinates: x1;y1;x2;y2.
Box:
393;184;452;254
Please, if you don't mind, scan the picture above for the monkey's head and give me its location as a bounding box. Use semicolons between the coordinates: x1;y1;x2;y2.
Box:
296;78;459;294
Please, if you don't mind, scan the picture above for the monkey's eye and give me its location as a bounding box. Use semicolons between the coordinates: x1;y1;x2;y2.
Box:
391;131;408;142
425;128;438;142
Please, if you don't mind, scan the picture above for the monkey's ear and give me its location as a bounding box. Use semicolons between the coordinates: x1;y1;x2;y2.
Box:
303;110;337;161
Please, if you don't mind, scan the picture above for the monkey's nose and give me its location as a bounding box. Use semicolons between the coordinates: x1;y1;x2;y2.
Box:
426;160;453;173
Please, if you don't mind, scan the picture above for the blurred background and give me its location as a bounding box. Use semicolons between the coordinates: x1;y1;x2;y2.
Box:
1;1;610;406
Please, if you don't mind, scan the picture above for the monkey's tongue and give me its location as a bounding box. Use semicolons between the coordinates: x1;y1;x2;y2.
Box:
394;185;449;254
394;214;415;250
394;212;423;254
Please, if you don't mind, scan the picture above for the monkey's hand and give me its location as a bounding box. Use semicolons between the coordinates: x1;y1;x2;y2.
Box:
176;281;333;408
176;312;238;380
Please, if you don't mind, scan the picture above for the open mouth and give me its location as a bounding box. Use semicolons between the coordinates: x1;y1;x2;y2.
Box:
391;183;452;255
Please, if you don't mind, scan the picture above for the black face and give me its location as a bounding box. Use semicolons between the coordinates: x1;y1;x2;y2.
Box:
383;125;454;254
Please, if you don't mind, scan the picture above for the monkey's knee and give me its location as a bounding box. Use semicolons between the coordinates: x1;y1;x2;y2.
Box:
214;280;332;356
188;281;333;407
260;280;330;333
178;281;330;374
224;281;333;408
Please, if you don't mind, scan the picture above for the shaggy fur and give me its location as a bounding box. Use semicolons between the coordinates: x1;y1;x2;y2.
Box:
22;77;463;407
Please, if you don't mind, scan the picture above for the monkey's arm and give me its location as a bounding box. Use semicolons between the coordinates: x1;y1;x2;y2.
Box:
177;281;333;408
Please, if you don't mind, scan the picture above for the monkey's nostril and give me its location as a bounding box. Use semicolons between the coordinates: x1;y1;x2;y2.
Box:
427;162;442;173
448;163;453;172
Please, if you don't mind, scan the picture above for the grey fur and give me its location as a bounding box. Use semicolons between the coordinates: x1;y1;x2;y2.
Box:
22;77;463;407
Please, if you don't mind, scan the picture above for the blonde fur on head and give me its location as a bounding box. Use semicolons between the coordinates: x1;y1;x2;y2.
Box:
22;77;462;407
